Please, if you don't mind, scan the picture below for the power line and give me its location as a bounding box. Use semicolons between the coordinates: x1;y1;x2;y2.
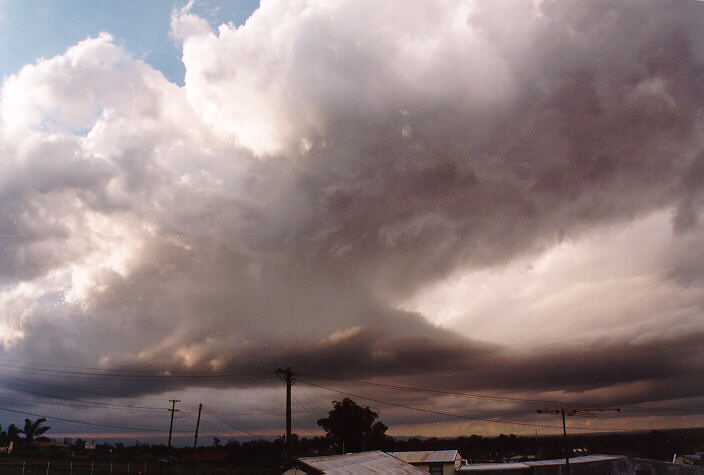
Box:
297;390;329;418
0;373;168;403
202;408;262;439
0;379;168;411
298;372;704;415
297;378;641;432
180;407;230;438
0;358;273;377
203;408;281;417
0;357;169;373
0;406;167;432
0;396;163;413
291;398;322;432
1;365;271;380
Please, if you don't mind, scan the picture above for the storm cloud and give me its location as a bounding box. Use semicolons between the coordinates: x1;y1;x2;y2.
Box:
1;0;704;436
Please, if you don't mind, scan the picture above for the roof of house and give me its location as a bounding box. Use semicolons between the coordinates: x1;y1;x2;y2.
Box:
460;462;530;471
459;455;626;472
33;441;70;448
298;450;428;474
389;450;460;464
524;455;625;466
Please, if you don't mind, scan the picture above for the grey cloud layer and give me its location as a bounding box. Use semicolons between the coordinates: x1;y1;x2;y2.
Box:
1;0;704;425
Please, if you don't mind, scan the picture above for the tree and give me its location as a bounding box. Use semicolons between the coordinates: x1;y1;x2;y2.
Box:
317;398;388;453
20;418;50;443
7;424;19;443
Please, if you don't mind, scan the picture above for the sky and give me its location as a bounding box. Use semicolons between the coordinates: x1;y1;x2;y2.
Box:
0;0;704;445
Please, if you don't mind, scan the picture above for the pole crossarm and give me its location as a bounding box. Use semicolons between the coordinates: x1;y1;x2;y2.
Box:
536;407;620;475
537;408;621;416
168;399;181;449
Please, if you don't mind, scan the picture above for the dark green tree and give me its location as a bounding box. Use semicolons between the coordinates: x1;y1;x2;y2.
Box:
317;398;388;453
20;418;50;443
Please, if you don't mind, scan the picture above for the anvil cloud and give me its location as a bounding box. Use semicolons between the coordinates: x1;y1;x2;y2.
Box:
1;0;704;437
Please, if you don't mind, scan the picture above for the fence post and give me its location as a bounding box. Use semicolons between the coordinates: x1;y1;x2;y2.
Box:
46;461;50;475
90;462;94;475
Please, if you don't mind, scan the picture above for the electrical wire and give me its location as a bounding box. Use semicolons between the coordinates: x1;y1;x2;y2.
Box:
291;398;322;433
0;379;169;411
0;406;168;433
298;372;704;416
1;365;271;380
0;373;168;403
202;408;262;439
297;378;646;432
203;408;281;417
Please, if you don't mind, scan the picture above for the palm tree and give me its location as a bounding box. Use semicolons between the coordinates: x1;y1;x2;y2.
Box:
7;424;19;443
19;418;50;444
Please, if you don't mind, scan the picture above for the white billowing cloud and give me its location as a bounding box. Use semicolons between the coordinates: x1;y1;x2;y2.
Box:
171;0;212;42
0;0;703;431
179;0;515;156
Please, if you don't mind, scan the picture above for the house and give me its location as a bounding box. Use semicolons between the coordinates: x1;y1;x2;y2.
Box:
459;455;704;475
675;455;703;466
390;450;464;474
459;462;532;475
284;469;309;475
32;440;72;457
0;441;12;455
297;450;428;474
523;455;625;475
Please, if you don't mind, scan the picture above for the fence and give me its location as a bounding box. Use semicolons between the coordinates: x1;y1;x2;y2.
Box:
0;460;253;474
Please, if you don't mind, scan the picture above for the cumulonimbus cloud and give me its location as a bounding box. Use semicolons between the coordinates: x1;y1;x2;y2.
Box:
0;0;703;427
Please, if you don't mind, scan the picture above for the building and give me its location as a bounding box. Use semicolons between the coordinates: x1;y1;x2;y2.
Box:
297;450;429;474
0;441;12;455
390;450;464;474
459;455;704;475
524;455;625;475
460;462;532;475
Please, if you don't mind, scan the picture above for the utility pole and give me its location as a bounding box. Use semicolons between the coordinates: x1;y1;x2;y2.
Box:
537;407;620;475
193;403;203;453
276;367;295;466
167;399;180;449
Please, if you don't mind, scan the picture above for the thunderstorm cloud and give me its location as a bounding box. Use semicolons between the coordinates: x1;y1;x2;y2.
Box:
1;0;704;435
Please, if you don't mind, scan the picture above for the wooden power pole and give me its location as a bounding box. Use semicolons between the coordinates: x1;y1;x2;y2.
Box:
537;407;620;474
193;403;203;453
276;367;295;465
167;399;180;449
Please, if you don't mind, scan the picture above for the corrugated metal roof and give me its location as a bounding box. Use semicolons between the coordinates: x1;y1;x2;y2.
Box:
524;455;625;466
299;450;428;474
459;462;530;471
389;450;460;464
459;455;626;472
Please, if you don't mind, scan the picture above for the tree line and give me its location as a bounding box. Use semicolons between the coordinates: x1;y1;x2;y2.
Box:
3;400;703;468
0;418;50;446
